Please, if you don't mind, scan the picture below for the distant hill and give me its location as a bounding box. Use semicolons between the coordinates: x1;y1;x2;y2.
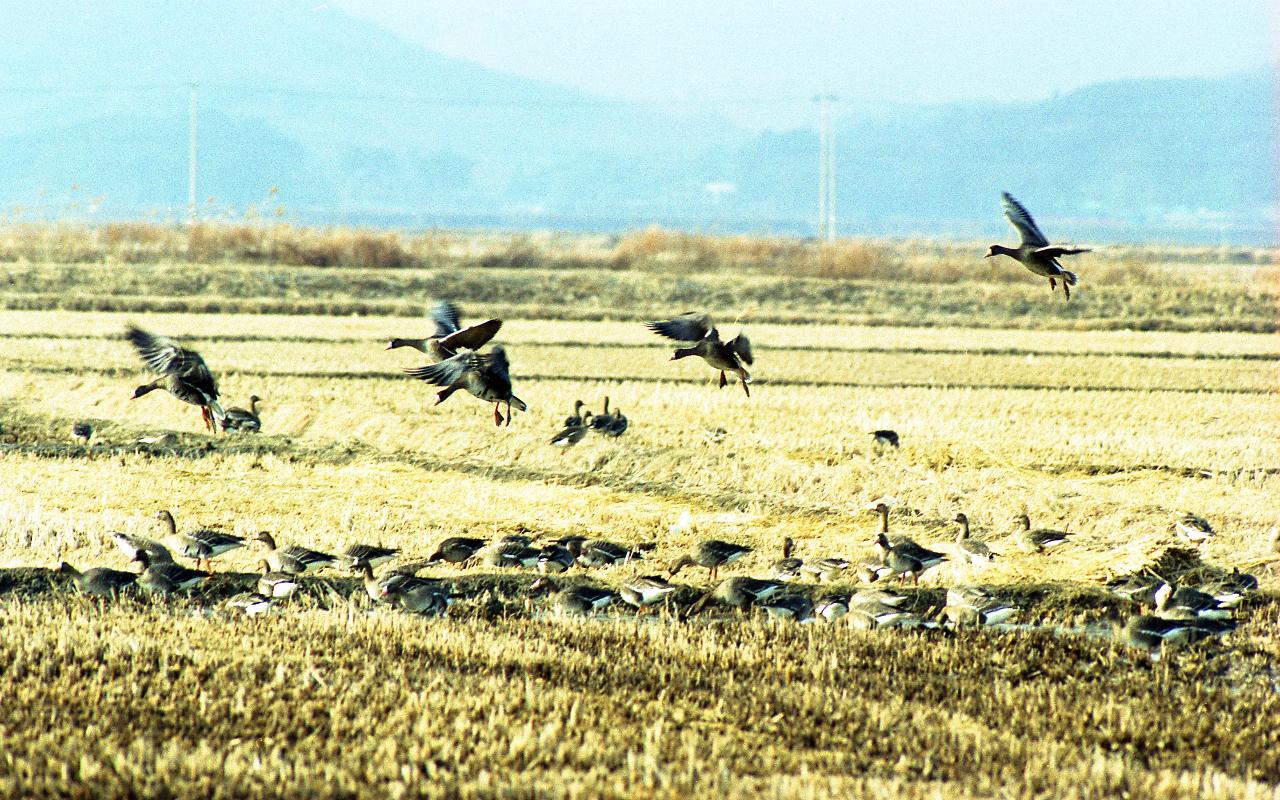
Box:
0;1;1272;243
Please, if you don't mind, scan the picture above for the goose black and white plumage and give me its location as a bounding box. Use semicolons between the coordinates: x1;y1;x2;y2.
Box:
427;537;487;565
550;411;592;452
953;513;995;565
405;345;527;426
1172;513;1214;547
125;325;224;432
221;395;262;433
986;193;1089;300
386;300;503;362
155;510;244;573
529;577;618;616
667;540;753;581
1124;614;1234;652
253;532;337;575
341;543;400;570
645;312;754;396
1015;514;1072;553
620;575;677;610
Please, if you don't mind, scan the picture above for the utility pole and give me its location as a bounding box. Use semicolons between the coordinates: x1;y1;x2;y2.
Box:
814;94;837;242
188;82;198;225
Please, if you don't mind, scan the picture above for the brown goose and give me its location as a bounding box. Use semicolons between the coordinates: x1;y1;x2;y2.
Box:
986;192;1088;299
427;536;487;565
253;532;337;575
220;395;262;433
769;537;804;581
1015;514;1072;553
156;510;244;573
953;513;995;565
133;550;208;595
125;326;224;432
57;562;138;597
405;345;527;426
550;411;593;452
667;540;753;581
645;312;753;396
386;300;503;362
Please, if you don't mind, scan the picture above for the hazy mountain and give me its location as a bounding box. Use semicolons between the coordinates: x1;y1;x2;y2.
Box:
0;1;1271;243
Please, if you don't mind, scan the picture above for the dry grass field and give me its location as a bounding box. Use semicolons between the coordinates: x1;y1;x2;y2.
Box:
1;229;1278;798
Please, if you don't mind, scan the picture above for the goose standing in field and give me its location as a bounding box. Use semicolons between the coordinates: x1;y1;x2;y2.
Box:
870;429;899;449
564;400;588;427
865;502;947;580
341;543;400;570
479;539;541;569
427;536;487;565
220;395;262;433
536;543;576;574
405;344;527;426
645;312;754;396
1152;582;1232;621
226;592;276;616
603;406;629;437
550;411;593;452
71;422;93;446
253;532;337;575
529;577;618;616
769;538;804;581
846;592;919;629
125;325;225;432
942;586;1017;627
1124;614;1234;652
874;531;947;586
986;192;1089;299
758;593;815;623
133;550;208;595
953;513;995;565
1172;513;1214;548
1015;514;1072;553
620;575;677;610
256;561;300;599
667;539;753;581
110;531;174;565
155;510;245;573
813;596;850;622
589;397;613;433
57;562;138;597
572;538;648;568
386;300;503;362
711;576;787;610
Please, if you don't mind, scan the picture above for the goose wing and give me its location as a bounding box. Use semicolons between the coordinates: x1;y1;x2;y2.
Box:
125;326;218;396
1034;246;1090;259
1001;192;1050;248
478;346;513;388
430;300;462;337
726;332;753;365
405;349;476;386
439;318;503;353
645;312;714;343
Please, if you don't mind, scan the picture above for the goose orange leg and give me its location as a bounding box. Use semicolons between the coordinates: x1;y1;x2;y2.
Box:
739;372;750;398
493;403;503;426
718;371;727;388
505;400;512;427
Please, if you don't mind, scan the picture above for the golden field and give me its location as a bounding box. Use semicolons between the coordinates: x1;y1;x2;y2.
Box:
0;235;1278;798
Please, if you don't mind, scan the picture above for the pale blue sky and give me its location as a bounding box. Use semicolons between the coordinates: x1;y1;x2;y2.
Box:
335;0;1272;114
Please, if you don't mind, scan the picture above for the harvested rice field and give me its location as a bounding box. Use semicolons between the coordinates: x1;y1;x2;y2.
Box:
0;254;1278;798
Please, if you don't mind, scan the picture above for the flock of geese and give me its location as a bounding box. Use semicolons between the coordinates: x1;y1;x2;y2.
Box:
43;193;1272;655
51;498;1271;656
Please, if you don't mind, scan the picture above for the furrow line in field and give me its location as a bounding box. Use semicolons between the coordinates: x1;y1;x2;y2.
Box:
1;362;1271;396
1;331;1275;362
